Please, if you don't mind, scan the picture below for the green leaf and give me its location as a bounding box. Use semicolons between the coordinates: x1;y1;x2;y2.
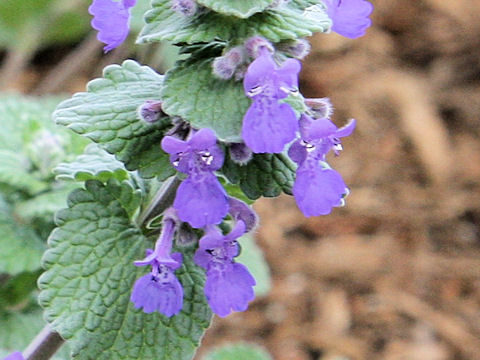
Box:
196;0;274;18
38;180;212;360
0;150;47;194
0;197;44;275
0;271;41;308
0;310;46;352
204;343;272;360
0;309;71;360
236;235;271;297
162;58;249;142
138;0;331;45
13;184;77;222
53;60;175;180
55;144;129;183
221;152;296;200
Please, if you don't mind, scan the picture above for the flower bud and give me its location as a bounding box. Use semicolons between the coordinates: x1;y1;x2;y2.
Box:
212;47;246;80
137;100;165;123
305;97;333;119
277;39;311;60
171;0;197;16
229;143;253;165
244;36;274;59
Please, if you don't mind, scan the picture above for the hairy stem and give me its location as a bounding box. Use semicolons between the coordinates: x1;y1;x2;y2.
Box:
23;325;64;360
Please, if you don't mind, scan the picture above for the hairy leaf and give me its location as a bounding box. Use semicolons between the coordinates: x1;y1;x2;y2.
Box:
38;180;212;360
55;144;129;183
162;59;248;142
196;0;274;18
138;0;330;44
53;60;175;180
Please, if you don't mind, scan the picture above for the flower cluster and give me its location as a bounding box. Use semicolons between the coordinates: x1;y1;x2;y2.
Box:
130;204;257;318
121;0;373;319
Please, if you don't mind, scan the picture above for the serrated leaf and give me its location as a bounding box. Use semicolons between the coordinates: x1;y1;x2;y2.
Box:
0;198;44;275
196;0;274;18
162;59;249;142
236;235;271;297
138;0;330;45
55;144;129;183
221;152;296;200
53;60;175;180
38;180;212;360
203;343;272;360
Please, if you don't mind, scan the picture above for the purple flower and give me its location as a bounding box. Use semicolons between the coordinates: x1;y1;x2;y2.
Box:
289;115;355;217
161;128;229;228
242;50;301;153
88;0;136;52
323;0;373;39
3;352;24;360
194;221;256;317
293;162;347;216
130;215;184;317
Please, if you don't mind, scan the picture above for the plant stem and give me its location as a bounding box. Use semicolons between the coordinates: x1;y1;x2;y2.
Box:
136;176;181;228
23;325;64;360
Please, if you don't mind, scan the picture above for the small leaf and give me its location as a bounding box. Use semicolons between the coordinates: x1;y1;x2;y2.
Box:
236;235;271;297
196;0;274;18
221;152;297;200
0;197;44;275
162;58;249;142
54;144;129;183
38;180;212;360
203;343;273;360
138;0;330;45
53;60;175;180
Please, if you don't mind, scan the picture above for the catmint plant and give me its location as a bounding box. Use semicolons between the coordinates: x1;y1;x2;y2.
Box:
9;0;374;359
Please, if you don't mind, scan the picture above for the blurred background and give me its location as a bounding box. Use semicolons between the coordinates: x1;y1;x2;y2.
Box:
1;0;480;359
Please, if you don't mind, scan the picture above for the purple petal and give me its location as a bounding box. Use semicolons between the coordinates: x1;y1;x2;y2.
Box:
242;99;298;153
204;263;256;317
274;58;302;91
174;173;229;228
130;272;183;317
3;352;24;360
335;118;356;138
161;136;187;155
194;228;224;269
324;0;373;39
288;140;306;165
225;220;246;243
299;114;337;141
293;162;347;217
188;128;218;150
88;0;136;52
243;52;276;96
